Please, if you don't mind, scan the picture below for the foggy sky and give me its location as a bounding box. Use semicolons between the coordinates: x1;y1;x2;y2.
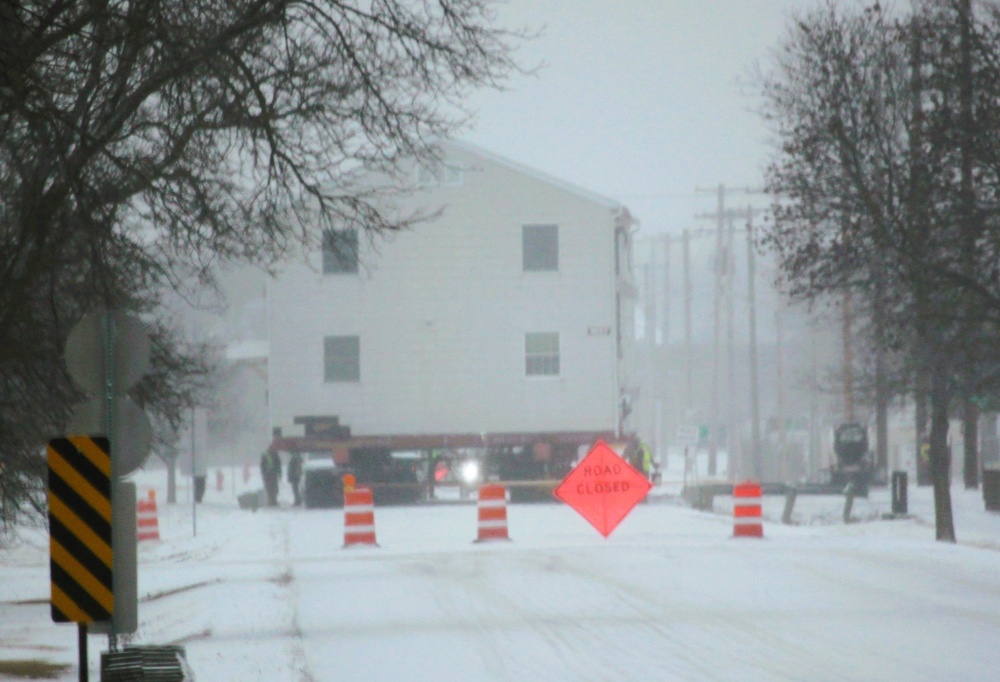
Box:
465;0;851;235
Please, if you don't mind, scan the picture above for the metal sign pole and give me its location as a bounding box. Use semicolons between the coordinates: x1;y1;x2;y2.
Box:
102;312;119;653
192;407;197;537
62;310;151;662
78;623;88;682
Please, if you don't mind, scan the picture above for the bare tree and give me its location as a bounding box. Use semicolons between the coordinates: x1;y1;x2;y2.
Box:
758;1;922;486
758;0;1000;541
0;0;525;533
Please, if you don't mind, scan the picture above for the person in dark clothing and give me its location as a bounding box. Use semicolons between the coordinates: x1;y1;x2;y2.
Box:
260;447;282;507
194;475;207;503
287;452;303;506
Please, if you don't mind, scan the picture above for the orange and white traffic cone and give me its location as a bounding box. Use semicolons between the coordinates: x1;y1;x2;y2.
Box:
137;489;161;541
733;481;763;538
343;487;378;547
474;484;510;542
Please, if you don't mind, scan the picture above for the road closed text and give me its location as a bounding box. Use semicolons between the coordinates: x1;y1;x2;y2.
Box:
577;463;632;495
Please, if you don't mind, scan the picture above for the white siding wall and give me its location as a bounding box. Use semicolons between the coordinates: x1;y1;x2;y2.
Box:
268;144;625;439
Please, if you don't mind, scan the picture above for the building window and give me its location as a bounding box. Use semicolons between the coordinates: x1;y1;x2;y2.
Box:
322;228;359;274
522;224;558;271
324;335;360;382
525;332;560;376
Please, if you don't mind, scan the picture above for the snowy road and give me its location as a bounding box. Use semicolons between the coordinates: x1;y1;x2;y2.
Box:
142;495;1000;681
4;481;1000;681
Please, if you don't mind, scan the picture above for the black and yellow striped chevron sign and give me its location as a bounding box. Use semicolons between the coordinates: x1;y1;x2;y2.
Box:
47;436;113;623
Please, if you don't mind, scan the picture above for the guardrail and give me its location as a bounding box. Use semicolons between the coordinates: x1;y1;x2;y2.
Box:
682;481;870;523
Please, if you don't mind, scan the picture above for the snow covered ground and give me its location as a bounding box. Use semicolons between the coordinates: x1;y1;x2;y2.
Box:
3;460;1000;681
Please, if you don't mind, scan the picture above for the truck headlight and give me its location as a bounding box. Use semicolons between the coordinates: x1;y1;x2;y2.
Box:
460;460;480;485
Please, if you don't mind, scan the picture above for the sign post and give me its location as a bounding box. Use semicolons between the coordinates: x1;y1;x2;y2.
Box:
47;436;113;682
56;310;153;676
552;440;652;537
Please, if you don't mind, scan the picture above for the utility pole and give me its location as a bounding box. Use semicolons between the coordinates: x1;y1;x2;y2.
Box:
696;185;764;478
709;185;724;477
842;291;855;423
809;323;820;480
959;0;980;491
637;228;715;468
873;254;889;482
910;13;930;475
776;305;787;481
642;260;656;455
746;213;762;480
661;237;670;469
683;229;693;415
725;215;737;477
663;238;670;349
644;262;655;353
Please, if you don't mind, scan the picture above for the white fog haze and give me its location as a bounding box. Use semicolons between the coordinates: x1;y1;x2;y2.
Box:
6;1;1000;681
184;0;898;484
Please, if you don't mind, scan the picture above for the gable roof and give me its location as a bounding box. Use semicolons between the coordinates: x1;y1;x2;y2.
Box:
443;139;628;213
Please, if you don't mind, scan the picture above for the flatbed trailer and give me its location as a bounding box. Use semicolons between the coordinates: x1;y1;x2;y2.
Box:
273;418;619;505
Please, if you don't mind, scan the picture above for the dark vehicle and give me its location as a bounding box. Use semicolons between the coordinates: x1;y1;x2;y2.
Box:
301;456;345;509
832;422;872;495
300;449;422;509
348;447;423;506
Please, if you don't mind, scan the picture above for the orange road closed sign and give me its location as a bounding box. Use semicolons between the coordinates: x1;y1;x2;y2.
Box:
553;440;652;537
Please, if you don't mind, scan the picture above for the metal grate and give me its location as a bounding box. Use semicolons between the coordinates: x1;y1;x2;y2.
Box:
101;645;190;682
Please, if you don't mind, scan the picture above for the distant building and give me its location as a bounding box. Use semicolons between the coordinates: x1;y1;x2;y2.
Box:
267;140;639;465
